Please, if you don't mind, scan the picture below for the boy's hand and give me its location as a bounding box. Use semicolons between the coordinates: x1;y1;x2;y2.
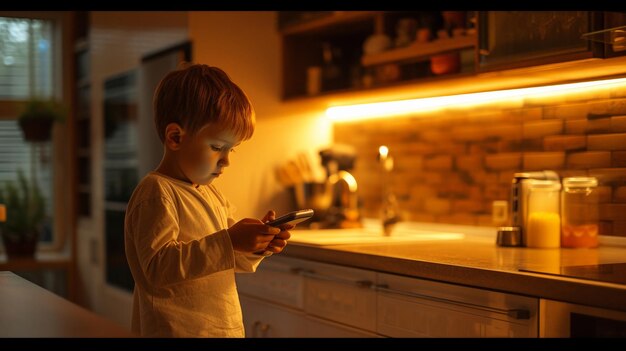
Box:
253;210;295;256
261;210;276;224
228;218;279;253
262;225;293;255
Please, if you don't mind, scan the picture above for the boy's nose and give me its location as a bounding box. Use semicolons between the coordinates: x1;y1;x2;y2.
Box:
219;153;230;167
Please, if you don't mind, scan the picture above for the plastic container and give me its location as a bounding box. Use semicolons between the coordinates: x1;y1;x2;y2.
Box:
561;177;599;248
525;179;561;248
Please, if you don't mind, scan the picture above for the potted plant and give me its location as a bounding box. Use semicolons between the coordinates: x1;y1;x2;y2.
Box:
18;98;66;142
0;170;46;258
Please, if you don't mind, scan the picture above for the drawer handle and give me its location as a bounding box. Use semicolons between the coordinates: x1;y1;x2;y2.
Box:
374;284;530;320
259;322;271;337
252;320;262;337
252;320;271;338
289;267;313;275
300;270;373;289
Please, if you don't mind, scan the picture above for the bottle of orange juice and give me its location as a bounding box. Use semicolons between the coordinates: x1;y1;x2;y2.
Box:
561;177;599;248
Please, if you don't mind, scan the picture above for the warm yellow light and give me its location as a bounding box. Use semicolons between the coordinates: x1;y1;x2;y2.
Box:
378;145;388;160
326;77;626;122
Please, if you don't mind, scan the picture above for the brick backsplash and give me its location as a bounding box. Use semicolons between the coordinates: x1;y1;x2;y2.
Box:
334;87;626;237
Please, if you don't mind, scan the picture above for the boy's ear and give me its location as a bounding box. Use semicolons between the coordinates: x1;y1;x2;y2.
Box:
164;123;185;150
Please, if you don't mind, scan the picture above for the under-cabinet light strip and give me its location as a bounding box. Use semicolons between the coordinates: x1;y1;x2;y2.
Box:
326;77;626;122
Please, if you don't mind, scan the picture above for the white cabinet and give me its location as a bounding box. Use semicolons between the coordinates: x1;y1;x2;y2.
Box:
237;256;539;338
236;256;308;310
239;295;309;337
237;256;378;337
240;295;379;338
375;272;538;337
302;260;377;332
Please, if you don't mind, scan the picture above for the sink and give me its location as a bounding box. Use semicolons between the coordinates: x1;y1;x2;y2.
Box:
288;222;465;246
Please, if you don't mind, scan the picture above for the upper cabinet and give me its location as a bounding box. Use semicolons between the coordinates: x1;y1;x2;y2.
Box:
279;11;626;100
477;11;603;72
279;11;478;100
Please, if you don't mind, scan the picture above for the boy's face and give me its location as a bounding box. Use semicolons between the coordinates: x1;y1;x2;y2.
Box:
177;124;242;186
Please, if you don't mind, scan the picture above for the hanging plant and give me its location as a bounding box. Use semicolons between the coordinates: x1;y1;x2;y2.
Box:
18;98;66;142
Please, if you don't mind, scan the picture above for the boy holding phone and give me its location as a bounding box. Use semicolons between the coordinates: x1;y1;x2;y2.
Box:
124;64;295;337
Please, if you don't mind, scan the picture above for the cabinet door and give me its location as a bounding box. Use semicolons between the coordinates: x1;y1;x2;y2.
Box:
239;295;381;338
240;295;309;338
377;293;532;337
477;11;599;71
236;255;310;310
303;261;377;332
376;272;538;337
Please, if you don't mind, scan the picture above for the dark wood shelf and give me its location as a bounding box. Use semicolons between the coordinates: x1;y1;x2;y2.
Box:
280;11;478;101
361;33;476;67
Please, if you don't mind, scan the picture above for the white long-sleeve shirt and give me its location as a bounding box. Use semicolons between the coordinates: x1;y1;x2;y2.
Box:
124;171;264;337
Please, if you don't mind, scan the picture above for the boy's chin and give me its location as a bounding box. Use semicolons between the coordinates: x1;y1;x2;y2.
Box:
203;175;218;184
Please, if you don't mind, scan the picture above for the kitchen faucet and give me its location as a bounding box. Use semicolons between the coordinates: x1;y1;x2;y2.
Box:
379;146;401;235
321;159;361;228
313;145;363;229
327;168;360;223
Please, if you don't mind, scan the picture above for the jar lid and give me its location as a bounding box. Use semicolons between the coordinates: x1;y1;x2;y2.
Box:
563;176;598;188
527;179;561;190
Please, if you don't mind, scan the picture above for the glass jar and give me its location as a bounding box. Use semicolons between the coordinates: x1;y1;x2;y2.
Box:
525;179;561;248
561;177;599;248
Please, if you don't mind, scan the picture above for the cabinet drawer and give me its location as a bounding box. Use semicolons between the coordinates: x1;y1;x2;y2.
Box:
240;295;309;337
376;272;538;337
305;314;381;338
377;293;533;337
303;261;377;332
236;256;311;310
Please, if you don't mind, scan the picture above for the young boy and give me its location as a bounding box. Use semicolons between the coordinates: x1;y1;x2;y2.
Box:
124;64;292;337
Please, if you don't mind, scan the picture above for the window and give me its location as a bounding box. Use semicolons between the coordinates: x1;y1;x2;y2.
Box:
0;16;58;248
0;16;54;98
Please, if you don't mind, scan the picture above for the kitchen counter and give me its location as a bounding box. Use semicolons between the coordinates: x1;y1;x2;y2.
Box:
0;271;135;337
282;223;626;312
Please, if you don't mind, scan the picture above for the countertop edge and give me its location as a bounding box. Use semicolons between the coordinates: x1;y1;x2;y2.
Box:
282;243;626;312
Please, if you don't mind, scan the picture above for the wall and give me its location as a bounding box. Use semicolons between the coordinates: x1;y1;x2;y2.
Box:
80;11;188;327
335;84;626;238
188;12;626;240
188;11;333;218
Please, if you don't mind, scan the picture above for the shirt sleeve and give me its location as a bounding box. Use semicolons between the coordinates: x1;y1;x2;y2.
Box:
223;196;266;272
234;251;265;273
125;196;236;289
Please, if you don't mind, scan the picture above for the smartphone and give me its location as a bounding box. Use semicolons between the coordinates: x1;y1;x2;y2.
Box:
266;209;314;227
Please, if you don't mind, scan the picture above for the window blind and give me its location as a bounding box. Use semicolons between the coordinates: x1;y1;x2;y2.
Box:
0;16;54;99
